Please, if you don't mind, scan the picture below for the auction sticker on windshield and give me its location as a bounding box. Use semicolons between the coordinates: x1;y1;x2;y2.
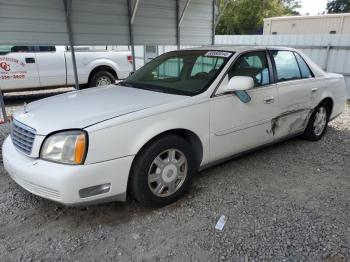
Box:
204;51;232;58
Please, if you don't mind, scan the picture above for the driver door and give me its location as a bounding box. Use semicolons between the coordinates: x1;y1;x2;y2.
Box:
209;51;279;162
0;45;40;91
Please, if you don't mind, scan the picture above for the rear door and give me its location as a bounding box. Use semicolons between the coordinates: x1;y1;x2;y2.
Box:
35;46;66;87
269;49;315;138
0;45;40;91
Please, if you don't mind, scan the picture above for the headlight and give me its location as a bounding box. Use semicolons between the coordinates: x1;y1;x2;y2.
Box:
40;130;88;165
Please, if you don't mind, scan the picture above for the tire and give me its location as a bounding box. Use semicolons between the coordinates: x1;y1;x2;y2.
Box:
128;135;197;208
89;71;115;88
302;102;330;141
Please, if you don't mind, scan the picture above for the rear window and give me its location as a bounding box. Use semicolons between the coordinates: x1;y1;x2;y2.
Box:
38;46;56;52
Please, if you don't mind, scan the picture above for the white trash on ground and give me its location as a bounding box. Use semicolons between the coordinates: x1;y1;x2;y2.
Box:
215;215;228;231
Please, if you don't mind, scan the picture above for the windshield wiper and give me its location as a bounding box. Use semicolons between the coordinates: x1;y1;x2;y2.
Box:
119;81;165;93
118;81;133;87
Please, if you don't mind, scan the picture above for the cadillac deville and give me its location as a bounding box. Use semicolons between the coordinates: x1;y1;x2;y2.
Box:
3;46;347;207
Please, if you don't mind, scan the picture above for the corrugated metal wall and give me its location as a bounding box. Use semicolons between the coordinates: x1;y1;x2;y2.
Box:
0;0;214;45
179;0;213;45
215;34;350;97
0;0;68;45
133;0;176;45
70;0;129;45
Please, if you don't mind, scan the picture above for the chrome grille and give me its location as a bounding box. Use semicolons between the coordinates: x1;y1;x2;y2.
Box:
11;120;36;155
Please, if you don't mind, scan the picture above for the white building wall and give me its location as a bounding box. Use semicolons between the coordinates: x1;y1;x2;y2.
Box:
264;14;350;35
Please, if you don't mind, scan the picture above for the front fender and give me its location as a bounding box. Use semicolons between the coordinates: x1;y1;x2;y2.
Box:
84;102;210;166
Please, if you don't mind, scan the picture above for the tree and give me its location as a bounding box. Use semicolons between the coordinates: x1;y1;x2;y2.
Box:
216;0;299;35
327;0;350;13
283;0;301;14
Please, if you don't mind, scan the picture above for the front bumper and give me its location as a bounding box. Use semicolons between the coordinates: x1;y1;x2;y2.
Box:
2;137;134;205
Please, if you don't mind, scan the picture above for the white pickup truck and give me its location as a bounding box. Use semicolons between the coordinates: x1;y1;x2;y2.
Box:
0;45;133;91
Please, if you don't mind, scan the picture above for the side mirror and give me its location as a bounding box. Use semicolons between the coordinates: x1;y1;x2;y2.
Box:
225;76;254;93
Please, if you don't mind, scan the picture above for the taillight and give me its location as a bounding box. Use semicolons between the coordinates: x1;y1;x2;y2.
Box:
127;55;133;64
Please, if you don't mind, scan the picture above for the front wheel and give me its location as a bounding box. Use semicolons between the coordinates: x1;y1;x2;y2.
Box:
302;102;330;141
128;135;197;208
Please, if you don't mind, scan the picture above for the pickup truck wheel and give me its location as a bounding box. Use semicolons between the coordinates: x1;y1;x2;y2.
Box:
302;102;330;141
129;135;196;208
89;71;115;87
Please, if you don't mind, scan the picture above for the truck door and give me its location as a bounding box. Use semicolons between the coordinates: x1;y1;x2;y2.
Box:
34;46;66;87
0;45;40;91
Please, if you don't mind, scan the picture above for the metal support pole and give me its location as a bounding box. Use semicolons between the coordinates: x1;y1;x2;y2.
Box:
0;90;8;122
63;0;79;90
212;0;216;45
130;0;140;25
127;0;136;72
178;0;191;26
324;44;331;71
176;0;180;49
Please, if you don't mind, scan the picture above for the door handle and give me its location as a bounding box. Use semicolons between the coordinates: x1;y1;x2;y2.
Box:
263;96;274;104
311;87;318;93
25;57;35;63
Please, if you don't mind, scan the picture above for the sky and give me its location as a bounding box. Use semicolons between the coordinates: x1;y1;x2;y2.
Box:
297;0;328;15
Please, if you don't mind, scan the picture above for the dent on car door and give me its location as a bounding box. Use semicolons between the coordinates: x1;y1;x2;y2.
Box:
269;50;315;138
0;45;40;90
209;51;279;162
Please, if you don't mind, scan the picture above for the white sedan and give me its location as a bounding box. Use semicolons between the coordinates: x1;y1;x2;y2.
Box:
3;46;347;207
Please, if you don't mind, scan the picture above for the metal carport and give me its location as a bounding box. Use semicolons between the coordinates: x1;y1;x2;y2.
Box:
0;0;218;120
0;0;217;84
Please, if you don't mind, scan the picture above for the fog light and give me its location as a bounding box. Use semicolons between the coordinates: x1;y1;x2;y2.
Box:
79;183;111;198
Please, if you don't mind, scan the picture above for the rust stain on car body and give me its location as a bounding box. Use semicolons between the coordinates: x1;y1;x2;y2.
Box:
267;109;313;136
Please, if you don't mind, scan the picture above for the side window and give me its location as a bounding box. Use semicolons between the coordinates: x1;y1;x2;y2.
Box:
294;52;313;79
38;46;56;52
190;56;224;78
228;51;270;87
0;45;13;55
271;50;301;82
10;46;35;53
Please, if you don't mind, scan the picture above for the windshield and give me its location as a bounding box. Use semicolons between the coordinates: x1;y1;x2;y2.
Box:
120;50;233;96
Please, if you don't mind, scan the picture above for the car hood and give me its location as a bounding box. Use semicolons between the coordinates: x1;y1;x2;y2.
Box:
13;85;186;135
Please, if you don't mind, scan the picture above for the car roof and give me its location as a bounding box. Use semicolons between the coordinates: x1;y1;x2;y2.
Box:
182;45;298;53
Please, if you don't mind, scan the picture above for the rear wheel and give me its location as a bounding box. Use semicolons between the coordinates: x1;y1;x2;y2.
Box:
302;102;330;141
128;135;196;208
89;71;115;87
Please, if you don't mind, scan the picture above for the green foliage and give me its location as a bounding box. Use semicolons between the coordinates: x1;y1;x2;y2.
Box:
216;0;301;35
327;0;350;13
283;0;302;14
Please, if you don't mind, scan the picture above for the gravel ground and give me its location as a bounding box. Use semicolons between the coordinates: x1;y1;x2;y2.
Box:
0;92;349;261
